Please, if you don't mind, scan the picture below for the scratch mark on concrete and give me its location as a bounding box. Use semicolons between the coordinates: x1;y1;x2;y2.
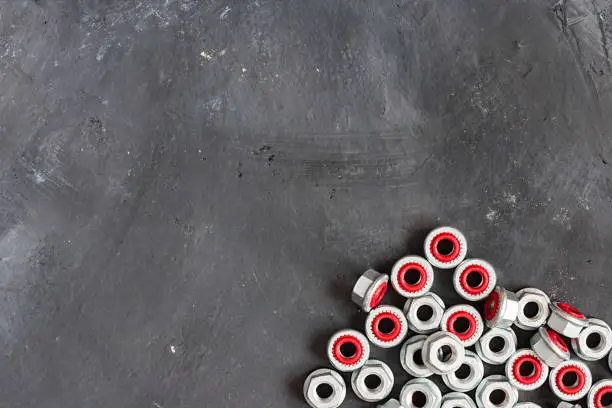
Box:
219;6;231;20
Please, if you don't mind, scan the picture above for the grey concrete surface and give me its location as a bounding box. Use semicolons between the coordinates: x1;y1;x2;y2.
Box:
1;0;612;407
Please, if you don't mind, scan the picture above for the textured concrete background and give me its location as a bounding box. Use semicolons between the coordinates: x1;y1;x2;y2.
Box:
1;0;612;407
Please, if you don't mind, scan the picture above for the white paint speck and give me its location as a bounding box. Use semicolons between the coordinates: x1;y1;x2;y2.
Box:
219;6;231;20
486;208;498;222
219;49;227;56
315;67;320;72
241;67;247;73
169;344;177;354
200;50;214;60
504;191;518;205
34;171;45;184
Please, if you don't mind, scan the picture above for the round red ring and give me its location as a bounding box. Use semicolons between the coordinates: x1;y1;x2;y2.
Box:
512;355;543;385
556;365;586;395
430;232;461;262
459;264;490;295
371;312;402;342
397;262;428;293
557;303;585;319
446;311;477;341
546;328;569;352
484;290;500;321
594;385;612;408
369;282;387;309
332;335;363;366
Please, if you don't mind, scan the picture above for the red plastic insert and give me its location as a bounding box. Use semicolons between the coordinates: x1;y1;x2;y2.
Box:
459;264;490;295
430;232;461;263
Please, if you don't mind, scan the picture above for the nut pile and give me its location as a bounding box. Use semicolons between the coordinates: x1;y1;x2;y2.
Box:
303;227;612;408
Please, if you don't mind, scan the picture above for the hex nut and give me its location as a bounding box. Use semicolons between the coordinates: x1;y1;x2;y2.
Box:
351;359;394;402
530;326;570;367
547;302;588;338
474;375;519;408
442;350;484;392
549;360;592;401
440;304;484;347
558;402;582;408
587;379;612;408
404;292;446;334
400;334;433;378
378;399;405;408
475;328;517;365
505;348;549;391
571;318;612;361
441;392;477;408
352;269;389;312
453;259;497;301
484;286;519;329
422;331;465;375
365;305;409;348
400;378;442;408
515;288;551;330
516;403;543;408
609;348;612;372
303;368;347;408
424;226;468;269
391;256;434;298
327;329;370;372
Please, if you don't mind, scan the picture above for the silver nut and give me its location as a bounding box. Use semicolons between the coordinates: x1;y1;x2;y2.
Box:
423;226;468;269
474;375;519;408
351;359;394;402
378;399;405;408
400;378;442;408
609;348;612;371
365;305;409;348
422;331;465;375
515;288;551;330
558;402;581;408
484;287;519;329
400;335;433;377
303;368;347;408
530;326;570;367
391;256;434;298
475;328;517;365
352;269;389;312
327;329;370;372
587;379;612;408
453;259;497;301
516;403;544;408
547;302;588;338
441;392;477;408
571;318;612;361
505;348;549;391
442;350;484;392
404;292;446;334
549;360;592;401
440;304;484;347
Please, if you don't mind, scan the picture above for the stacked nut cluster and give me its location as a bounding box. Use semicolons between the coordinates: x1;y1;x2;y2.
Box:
303;227;612;408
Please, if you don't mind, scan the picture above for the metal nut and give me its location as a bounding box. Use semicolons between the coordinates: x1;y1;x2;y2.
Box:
571;318;612;361
400;334;433;377
516;403;543;408
440;304;484;347
378;399;405;408
352;269;389;312
441;392;477;408
474;375;519;408
484;286;519;329
391;256;434;298
609;348;612;372
549;360;592;401
365;305;409;348
475;328;517;365
351;359;394;402
587;379;612;408
558;403;582;408
515;288;551;330
303;368;346;408
442;350;484;392
424;226;468;269
530;326;570;367
422;331;465;375
404;292;446;334
453;259;497;301
547;302;588;338
400;378;442;408
327;329;370;372
505;348;549;391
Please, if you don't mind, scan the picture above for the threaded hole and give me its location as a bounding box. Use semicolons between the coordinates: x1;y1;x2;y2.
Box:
466;271;483;288
378;318;395;334
519;361;535;377
600;392;612;406
523;302;539;318
453;317;471;334
339;342;356;358
413;349;424;366
455;364;471;379
562;371;579;387
364;374;381;390
412;391;427;407
403;269;422;286
489;336;505;353
438;345;453;362
316;383;333;399
586;333;602;349
437;239;454;256
489;390;506;405
417;305;434;321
